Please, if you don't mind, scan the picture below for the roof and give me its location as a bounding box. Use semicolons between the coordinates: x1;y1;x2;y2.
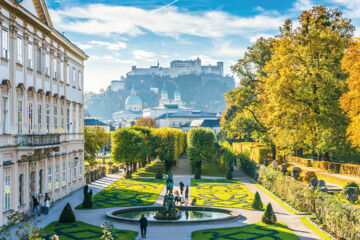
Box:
113;110;142;115
190;119;220;127
167;111;218;118
125;95;142;105
84;118;106;126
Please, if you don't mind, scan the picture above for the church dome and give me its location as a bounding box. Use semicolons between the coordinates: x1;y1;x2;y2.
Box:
174;89;181;98
125;95;142;105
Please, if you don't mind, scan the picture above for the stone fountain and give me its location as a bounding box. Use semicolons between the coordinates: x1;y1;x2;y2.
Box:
154;171;181;220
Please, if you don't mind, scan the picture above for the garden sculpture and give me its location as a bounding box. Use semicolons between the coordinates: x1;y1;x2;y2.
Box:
166;171;174;196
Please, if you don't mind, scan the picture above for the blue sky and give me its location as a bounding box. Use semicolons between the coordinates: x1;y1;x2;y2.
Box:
46;0;360;93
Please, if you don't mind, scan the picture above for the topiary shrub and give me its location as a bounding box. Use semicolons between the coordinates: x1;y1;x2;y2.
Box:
252;191;263;210
262;203;276;224
303;171;317;182
59;203;76;223
342;182;359;197
155;171;163;179
82;189;93;209
226;169;233;180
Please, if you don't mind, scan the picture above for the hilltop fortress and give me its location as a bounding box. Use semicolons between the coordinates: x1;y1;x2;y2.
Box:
127;58;224;78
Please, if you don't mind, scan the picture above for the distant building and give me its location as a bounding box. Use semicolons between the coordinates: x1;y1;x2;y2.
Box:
187;119;221;135
127;58;224;78
84;118;112;131
156;110;220;128
112;88;143;125
110;77;125;92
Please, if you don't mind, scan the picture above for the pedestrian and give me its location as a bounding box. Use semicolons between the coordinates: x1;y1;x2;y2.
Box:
174;191;180;205
32;195;40;216
44;193;50;215
180;195;185;205
139;214;148;238
185;185;189;205
179;181;184;195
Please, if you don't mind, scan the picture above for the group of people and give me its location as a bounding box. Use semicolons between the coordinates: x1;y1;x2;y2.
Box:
32;193;51;216
174;181;189;206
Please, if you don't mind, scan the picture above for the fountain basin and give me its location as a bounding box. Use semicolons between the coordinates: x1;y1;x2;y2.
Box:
106;206;241;224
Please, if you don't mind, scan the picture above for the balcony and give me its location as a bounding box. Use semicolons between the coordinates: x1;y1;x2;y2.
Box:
15;134;61;147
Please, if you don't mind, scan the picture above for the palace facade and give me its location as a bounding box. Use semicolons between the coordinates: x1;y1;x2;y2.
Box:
0;0;87;224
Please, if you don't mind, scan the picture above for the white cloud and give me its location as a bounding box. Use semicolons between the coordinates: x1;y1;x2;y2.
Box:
75;40;127;51
49;4;285;38
248;33;274;43
293;0;313;11
89;55;135;64
212;42;246;58
328;0;360;18
132;50;156;62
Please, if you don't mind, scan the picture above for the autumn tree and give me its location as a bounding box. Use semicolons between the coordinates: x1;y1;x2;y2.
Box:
111;128;147;178
260;6;354;159
84;126;107;166
340;38;360;148
135;116;156;128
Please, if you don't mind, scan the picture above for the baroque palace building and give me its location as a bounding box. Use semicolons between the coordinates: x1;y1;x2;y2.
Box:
0;0;88;224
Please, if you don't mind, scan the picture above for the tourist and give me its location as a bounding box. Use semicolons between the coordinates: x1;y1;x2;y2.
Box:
174;191;180;205
185;185;189;205
179;181;185;195
44;193;50;215
32;195;40;216
180;195;185;205
139;214;148;238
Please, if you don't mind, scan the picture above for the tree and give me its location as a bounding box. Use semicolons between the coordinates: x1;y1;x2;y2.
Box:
252;191;263;210
111;128;147;178
135;116;156;128
59;203;76;223
131;126;153;165
187;127;215;179
262;203;277;224
340;38;360;148
260;6;354;159
84;126;107;166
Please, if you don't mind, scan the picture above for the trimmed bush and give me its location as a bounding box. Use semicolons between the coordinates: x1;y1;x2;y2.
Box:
59;203;76;223
262;203;276;224
82;189;93;209
303;171;317;182
252;191;263;210
342;182;359;197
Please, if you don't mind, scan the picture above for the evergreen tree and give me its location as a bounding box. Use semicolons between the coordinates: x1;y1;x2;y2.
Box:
262;203;276;224
252;191;263;210
59;203;76;223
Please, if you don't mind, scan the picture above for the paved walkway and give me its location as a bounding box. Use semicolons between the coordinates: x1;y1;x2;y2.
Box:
10;158;325;240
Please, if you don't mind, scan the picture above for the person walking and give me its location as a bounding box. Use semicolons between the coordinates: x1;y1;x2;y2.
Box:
139;214;148;238
32;195;40;216
179;181;185;195
185;185;189;205
44;193;50;215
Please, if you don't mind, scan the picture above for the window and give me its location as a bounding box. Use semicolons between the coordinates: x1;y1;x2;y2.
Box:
28;43;33;68
47;166;52;191
76;70;80;88
4;176;11;211
45;53;50;75
54;106;58;133
66;108;70;132
73;159;77;180
2;29;8;59
46;104;50;132
68;161;71;184
60;62;64;81
61;107;64;132
78;71;82;89
53;58;57;79
62;162;66;187
2;97;8;134
72;68;76;86
19;174;24;205
17;37;23;64
79;159;83;177
37;47;42;73
79;107;82;133
55;164;59;189
37;104;42;133
28;103;33;134
66;65;70;85
17;100;23;134
73;108;77;133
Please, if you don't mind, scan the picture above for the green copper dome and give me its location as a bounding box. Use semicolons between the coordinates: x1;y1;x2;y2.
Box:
125;95;142;105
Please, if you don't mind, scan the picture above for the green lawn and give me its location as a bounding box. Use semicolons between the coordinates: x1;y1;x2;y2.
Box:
76;178;164;209
42;221;138;240
192;222;300;240
132;160;165;177
201;160;226;177
191;179;257;210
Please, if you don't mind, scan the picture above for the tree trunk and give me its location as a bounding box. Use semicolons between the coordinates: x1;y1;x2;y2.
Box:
271;143;277;160
323;152;329;161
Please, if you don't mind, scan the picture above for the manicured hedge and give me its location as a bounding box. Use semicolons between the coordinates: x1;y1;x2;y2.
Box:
257;166;360;239
233;142;270;163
